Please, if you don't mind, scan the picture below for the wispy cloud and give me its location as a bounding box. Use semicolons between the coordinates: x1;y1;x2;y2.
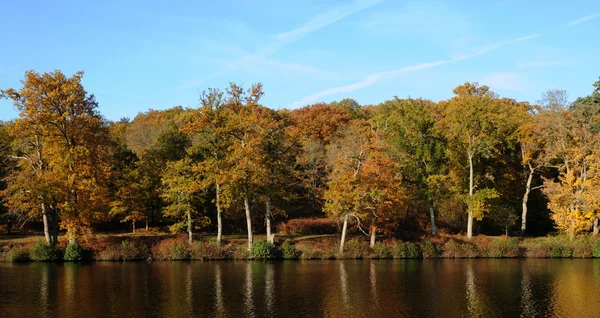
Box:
517;59;579;68
288;33;541;108
479;72;522;91
568;12;600;26
179;0;384;89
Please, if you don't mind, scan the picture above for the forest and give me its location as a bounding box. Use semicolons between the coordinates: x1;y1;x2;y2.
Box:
1;70;600;261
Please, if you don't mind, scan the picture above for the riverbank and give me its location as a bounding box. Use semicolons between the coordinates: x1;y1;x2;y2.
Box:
1;232;600;262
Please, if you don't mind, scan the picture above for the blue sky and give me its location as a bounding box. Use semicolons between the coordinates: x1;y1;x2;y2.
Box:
1;0;599;121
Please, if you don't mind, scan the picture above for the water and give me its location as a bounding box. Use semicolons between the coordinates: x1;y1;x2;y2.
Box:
1;259;600;317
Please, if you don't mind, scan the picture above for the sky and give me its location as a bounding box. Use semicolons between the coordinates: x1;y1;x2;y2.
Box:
1;0;599;121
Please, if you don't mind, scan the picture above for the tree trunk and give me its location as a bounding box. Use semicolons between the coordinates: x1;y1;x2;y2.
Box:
41;203;51;245
132;221;136;234
216;183;223;244
467;152;474;240
429;200;437;236
265;196;273;244
594;217;599;236
339;215;349;254
146;220;149;231
521;164;534;236
187;208;193;244
6;218;11;235
369;219;376;248
244;191;253;250
51;209;58;245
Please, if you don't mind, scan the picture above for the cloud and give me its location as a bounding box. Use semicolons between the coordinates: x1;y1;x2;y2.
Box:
568;12;600;26
479;72;522;91
288;33;540;108
180;0;384;89
517;59;578;68
287;60;448;108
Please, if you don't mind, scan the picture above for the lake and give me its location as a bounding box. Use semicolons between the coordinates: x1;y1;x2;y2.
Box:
1;259;599;317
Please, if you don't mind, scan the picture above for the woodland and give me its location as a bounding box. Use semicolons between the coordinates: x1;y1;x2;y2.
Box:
2;70;600;261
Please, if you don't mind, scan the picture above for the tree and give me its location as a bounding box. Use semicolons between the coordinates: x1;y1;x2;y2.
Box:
439;83;515;239
184;88;232;244
222;83;265;249
542;87;600;238
162;157;207;244
380;98;447;236
1;70;111;244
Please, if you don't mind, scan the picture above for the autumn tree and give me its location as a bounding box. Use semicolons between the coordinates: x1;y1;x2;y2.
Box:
380;98;447;236
542;86;600;238
439;83;518;239
222;83;265;249
184;88;232;243
1;70;111;244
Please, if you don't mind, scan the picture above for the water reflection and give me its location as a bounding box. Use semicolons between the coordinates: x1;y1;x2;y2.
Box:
244;262;255;317
2;259;600;317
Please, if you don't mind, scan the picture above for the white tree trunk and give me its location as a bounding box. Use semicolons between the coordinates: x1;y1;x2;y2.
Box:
594;217;599;236
370;219;376;248
216;183;223;244
467;152;474;240
187;208;193;244
132;221;136;234
521;164;534;236
265;197;273;243
244;192;253;250
339;215;349;254
41;203;51;245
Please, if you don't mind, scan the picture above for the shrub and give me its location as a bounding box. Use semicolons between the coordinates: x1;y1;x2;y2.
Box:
405;243;422;259
190;240;226;260
442;240;478;258
572;241;592;258
151;238;189;261
29;241;60;261
3;246;29;262
486;238;520;258
276;217;338;235
593;240;600;258
550;240;573;258
373;243;392;259
341;238;369;259
63;242;84;261
96;245;122;261
250;241;276;260
231;244;250;260
281;240;301;259
421;240;440;258
120;240;150;261
170;243;190;260
391;242;407;259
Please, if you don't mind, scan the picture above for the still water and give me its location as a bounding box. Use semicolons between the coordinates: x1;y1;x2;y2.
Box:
1;259;600;317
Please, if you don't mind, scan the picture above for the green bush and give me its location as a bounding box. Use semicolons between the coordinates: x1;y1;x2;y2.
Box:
550;240;573;258
170;243;190;260
29;241;60;261
373;243;392;259
63;242;84;261
405;243;422;259
391;242;407;258
592;240;600;258
250;241;275;259
281;240;301;259
3;246;29;262
421;240;440;258
487;238;520;258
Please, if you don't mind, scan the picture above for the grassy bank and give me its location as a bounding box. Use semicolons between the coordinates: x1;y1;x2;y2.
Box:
2;233;600;262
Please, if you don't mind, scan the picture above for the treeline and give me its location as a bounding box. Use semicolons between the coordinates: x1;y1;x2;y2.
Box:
1;70;600;251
